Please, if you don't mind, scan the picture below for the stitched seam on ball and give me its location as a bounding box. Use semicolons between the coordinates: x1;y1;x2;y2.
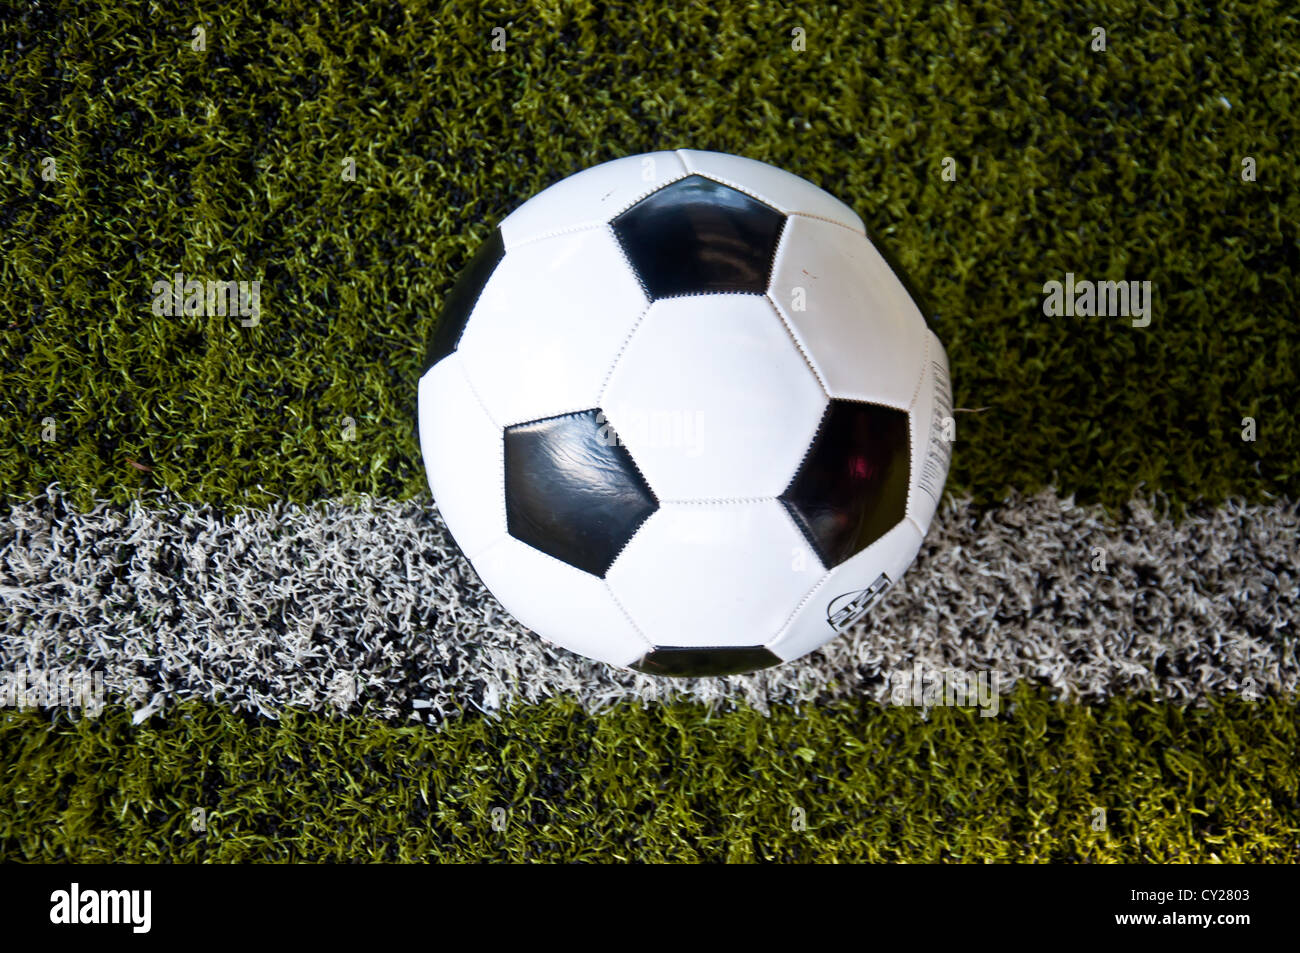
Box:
668;162;785;217
775;490;818;559
505;220;605;251
506;157;690;250
658;496;776;506
827;395;909;410
764;215;787;290
643;290;767;302
671;159;864;235
909;330;931;413
494;432;507;543
503;407;594;430
596;294;654;406
611;442;658;511
451;356;509;541
455;355;502;431
601;509;656;575
779;497;832;571
608;220;654;308
762;290;829;397
774;568;834;645
603;581;656;652
782;400;830;498
464;530;509;567
788;210;865;234
608;167;692;220
906;424;916;526
498;406;609;430
904;333;932;521
777;399;836;569
449;356;504;538
494;528;584;574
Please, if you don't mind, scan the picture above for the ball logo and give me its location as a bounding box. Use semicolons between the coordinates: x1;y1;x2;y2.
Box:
826;573;892;632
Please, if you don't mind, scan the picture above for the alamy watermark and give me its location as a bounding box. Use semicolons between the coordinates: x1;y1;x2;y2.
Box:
50;883;151;933
1041;273;1152;328
150;272;261;326
887;663;1001;717
596;405;706;457
1;669;106;715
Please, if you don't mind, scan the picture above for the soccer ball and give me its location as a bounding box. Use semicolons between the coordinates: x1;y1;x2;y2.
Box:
418;150;952;677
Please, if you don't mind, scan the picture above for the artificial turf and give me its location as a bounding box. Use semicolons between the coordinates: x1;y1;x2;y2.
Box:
4;690;1298;863
2;0;1298;863
1;0;1296;516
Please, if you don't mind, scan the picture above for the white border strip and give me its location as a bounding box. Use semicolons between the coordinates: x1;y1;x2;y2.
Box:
1;487;1295;722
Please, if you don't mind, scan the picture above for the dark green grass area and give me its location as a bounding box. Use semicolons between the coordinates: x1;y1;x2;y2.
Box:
2;688;1297;862
1;1;1296;514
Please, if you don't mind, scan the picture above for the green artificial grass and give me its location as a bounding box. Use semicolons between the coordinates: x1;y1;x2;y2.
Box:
1;0;1296;516
3;687;1297;862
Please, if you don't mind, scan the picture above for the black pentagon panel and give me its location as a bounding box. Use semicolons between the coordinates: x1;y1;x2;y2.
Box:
631;646;782;678
611;175;785;299
505;409;658;578
423;228;506;374
780;400;911;570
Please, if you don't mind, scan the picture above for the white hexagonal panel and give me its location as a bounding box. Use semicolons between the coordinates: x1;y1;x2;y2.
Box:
766;518;923;663
417;355;506;560
470;535;652;667
600;295;827;501
676;150;865;233
606;501;827;649
456;227;649;428
768;215;929;408
906;330;953;535
499;151;689;249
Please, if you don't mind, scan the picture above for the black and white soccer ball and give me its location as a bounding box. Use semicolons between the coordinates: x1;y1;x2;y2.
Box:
418;150;952;677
